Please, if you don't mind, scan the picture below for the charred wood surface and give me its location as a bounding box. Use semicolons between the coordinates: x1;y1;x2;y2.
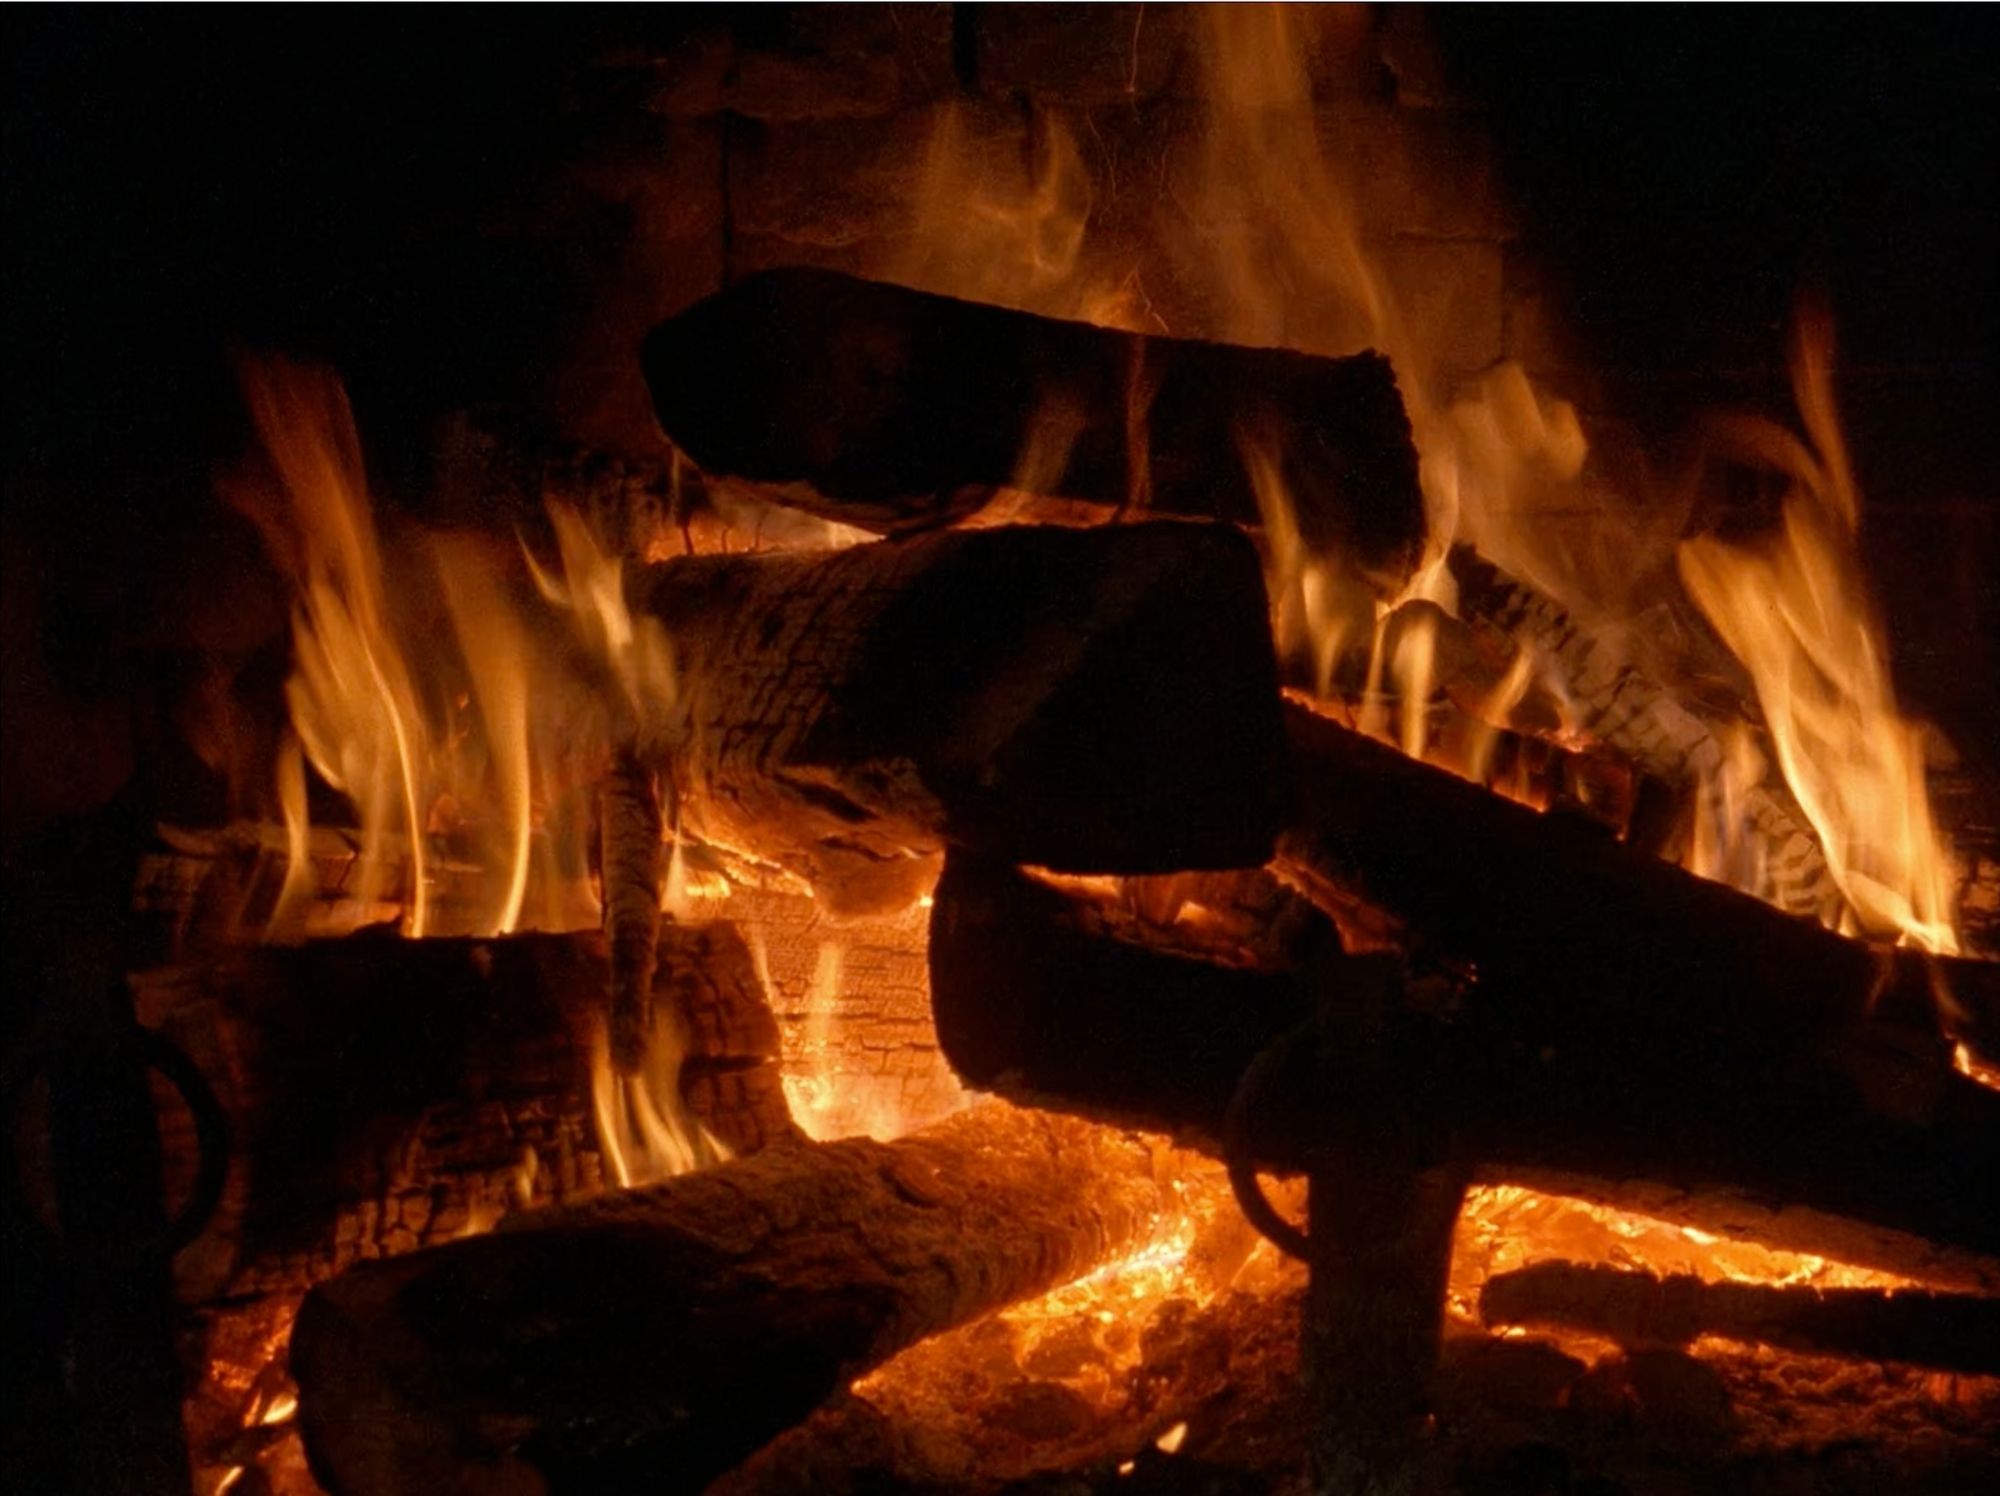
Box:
1481;1261;2000;1376
134;924;796;1302
641;267;1424;582
632;520;1287;913
929;856;2000;1281
290;1103;1171;1496
1276;700;1965;1069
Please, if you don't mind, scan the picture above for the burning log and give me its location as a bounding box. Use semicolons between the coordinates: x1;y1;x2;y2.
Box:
1445;545;1839;920
135;924;797;1300
929;856;2000;1281
632;520;1287;914
641;267;1425;584
289;1102;1171;1496
1480;1261;2000;1377
1275;699;1966;1068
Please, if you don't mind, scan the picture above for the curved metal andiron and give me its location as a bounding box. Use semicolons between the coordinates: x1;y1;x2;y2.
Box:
3;1024;230;1259
1220;949;1473;1496
1222;1022;1315;1261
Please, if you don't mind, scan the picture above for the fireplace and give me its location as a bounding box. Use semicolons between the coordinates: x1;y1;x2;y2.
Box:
5;8;1997;1495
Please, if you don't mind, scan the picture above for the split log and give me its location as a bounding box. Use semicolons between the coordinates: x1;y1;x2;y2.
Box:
132;924;797;1303
641;267;1425;585
632;520;1287;914
1480;1261;2000;1376
929;857;2000;1283
290;1102;1172;1496
1446;545;1839;921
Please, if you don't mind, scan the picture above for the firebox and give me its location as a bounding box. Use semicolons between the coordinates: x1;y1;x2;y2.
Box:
5;8;1997;1496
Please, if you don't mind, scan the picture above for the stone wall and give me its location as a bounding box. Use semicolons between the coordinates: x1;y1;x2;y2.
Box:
544;5;1525;457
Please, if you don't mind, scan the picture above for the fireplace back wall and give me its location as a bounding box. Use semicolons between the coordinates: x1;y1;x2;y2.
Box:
7;5;1996;857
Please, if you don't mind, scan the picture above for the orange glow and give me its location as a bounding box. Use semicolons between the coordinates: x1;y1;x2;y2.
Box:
231;359;726;1190
1678;312;1960;956
229;359;435;937
589;1017;725;1189
231;360;611;943
1451;1184;1912;1316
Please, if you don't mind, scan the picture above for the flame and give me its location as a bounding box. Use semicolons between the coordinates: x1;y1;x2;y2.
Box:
779;939;847;1138
589;1018;724;1189
1678;312;1959;955
901;103;1145;330
1683;722;1774;899
229;362;612;940
1464;648;1536;787
230;360;679;947
229;360;436;937
229;357;724;1191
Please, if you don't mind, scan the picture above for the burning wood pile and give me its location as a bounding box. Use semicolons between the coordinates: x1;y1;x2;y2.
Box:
33;11;1987;1496
137;264;2000;1496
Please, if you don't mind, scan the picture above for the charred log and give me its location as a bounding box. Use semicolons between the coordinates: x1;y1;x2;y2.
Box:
641;267;1424;584
289;1103;1171;1496
135;924;797;1301
633;520;1287;913
1481;1261;2000;1377
1275;700;1969;1069
929;856;2000;1280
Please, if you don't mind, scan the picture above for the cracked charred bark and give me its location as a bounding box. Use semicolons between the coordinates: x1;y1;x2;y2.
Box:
289;1103;1173;1496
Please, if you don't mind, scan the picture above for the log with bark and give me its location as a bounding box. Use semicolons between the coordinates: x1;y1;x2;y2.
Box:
629;520;1287;914
133;924;797;1303
289;1102;1173;1496
929;856;2000;1284
641;267;1425;586
1480;1261;2000;1377
1275;698;1998;1077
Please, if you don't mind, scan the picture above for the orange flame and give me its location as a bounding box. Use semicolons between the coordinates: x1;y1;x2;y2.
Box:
1678;312;1960;955
231;356;717;1182
229;360;436;937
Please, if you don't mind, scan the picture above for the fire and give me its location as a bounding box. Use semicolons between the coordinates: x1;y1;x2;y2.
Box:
228;361;438;938
901;103;1154;333
1678;310;1960;957
229;360;619;942
849;6;1988;1405
589;1019;724;1188
201;15;1991;1485
230;356;713;1184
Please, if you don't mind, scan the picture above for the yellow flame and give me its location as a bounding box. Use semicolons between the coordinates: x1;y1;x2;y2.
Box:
526;503;677;727
1683;723;1773;898
230;359;434;936
269;731;314;939
902;104;1124;326
1678;312;1959;955
230;358;668;946
434;539;536;935
1464;649;1535;786
588;1017;724;1190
